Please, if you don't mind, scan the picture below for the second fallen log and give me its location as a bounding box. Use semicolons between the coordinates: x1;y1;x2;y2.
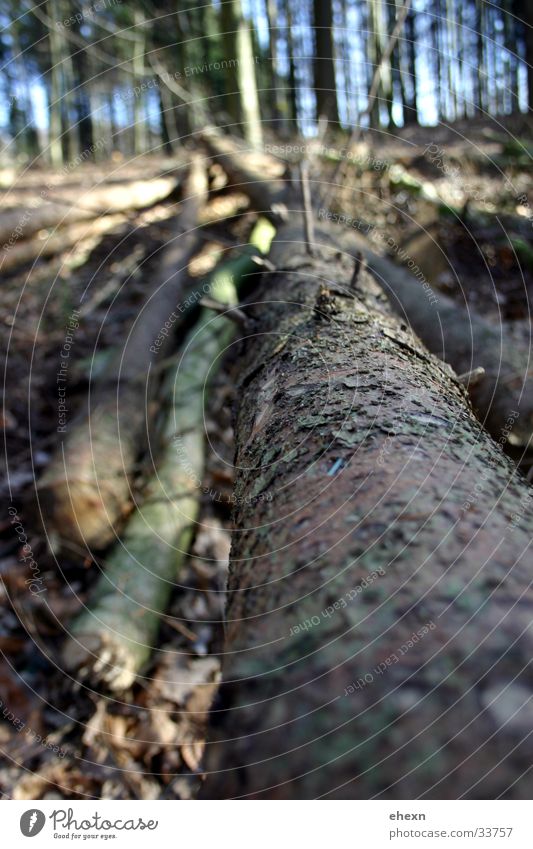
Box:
61;218;275;690
37;159;208;551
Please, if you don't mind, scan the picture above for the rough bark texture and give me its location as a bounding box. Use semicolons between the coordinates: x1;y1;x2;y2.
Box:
344;235;533;448
37;159;208;551
201;133;533;447
203;220;533;799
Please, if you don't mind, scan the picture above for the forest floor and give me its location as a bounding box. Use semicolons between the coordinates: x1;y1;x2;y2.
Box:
1;116;532;799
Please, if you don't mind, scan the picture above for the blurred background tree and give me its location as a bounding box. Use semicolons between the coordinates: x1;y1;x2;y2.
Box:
0;0;530;164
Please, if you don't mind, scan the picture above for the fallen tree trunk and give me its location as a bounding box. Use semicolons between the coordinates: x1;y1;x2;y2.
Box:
201;129;289;221
203;219;533;800
61;218;275;690
202;132;533;447
0;175;180;249
347;236;533;447
37;159;208;551
0;214;128;273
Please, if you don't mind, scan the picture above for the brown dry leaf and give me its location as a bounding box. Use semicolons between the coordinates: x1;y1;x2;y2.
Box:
83;701;139;760
192;518;231;568
152;654;221;708
199;192;249;224
13;762;95;800
188;241;225;277
180;739;205;773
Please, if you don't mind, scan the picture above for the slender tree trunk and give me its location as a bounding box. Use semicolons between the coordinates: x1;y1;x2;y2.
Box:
283;0;299;128
475;0;487;114
368;0;392;128
171;9;191;139
404;5;418;123
436;0;448;118
266;0;288;133
340;0;358;126
219;0;262;144
219;1;241;127
388;0;402;126
107;90;118;152
313;0;340;126
10;21;41;159
158;86;173;154
503;2;518;113
517;0;533;109
133;11;147;156
47;0;65;167
236;14;263;146
70;14;94;156
446;0;456;118
203;220;533;799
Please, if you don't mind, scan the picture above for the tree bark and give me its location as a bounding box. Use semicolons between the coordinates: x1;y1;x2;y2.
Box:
70;9;95;156
200;131;533;447
61;217;275;690
37;159;208;551
0;214;126;274
47;0;65;168
236;16;263;148
0;175;180;248
403;5;419;124
346;236;533;448
203;220;533;799
219;0;263;146
132;11;147;156
282;0;299;128
517;0;533;109
313;0;340;126
266;0;288;133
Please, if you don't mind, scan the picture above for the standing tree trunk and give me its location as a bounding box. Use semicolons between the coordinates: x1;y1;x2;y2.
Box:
236;15;263;147
220;0;241;127
313;0;340;126
132;11;147;156
368;0;392;127
404;4;419;123
47;0;66;167
203;220;533;799
266;0;288;133
283;0;299;128
70;13;94;156
220;0;263;146
9;20;41;159
158;87;173;155
516;0;533;109
475;0;487;114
